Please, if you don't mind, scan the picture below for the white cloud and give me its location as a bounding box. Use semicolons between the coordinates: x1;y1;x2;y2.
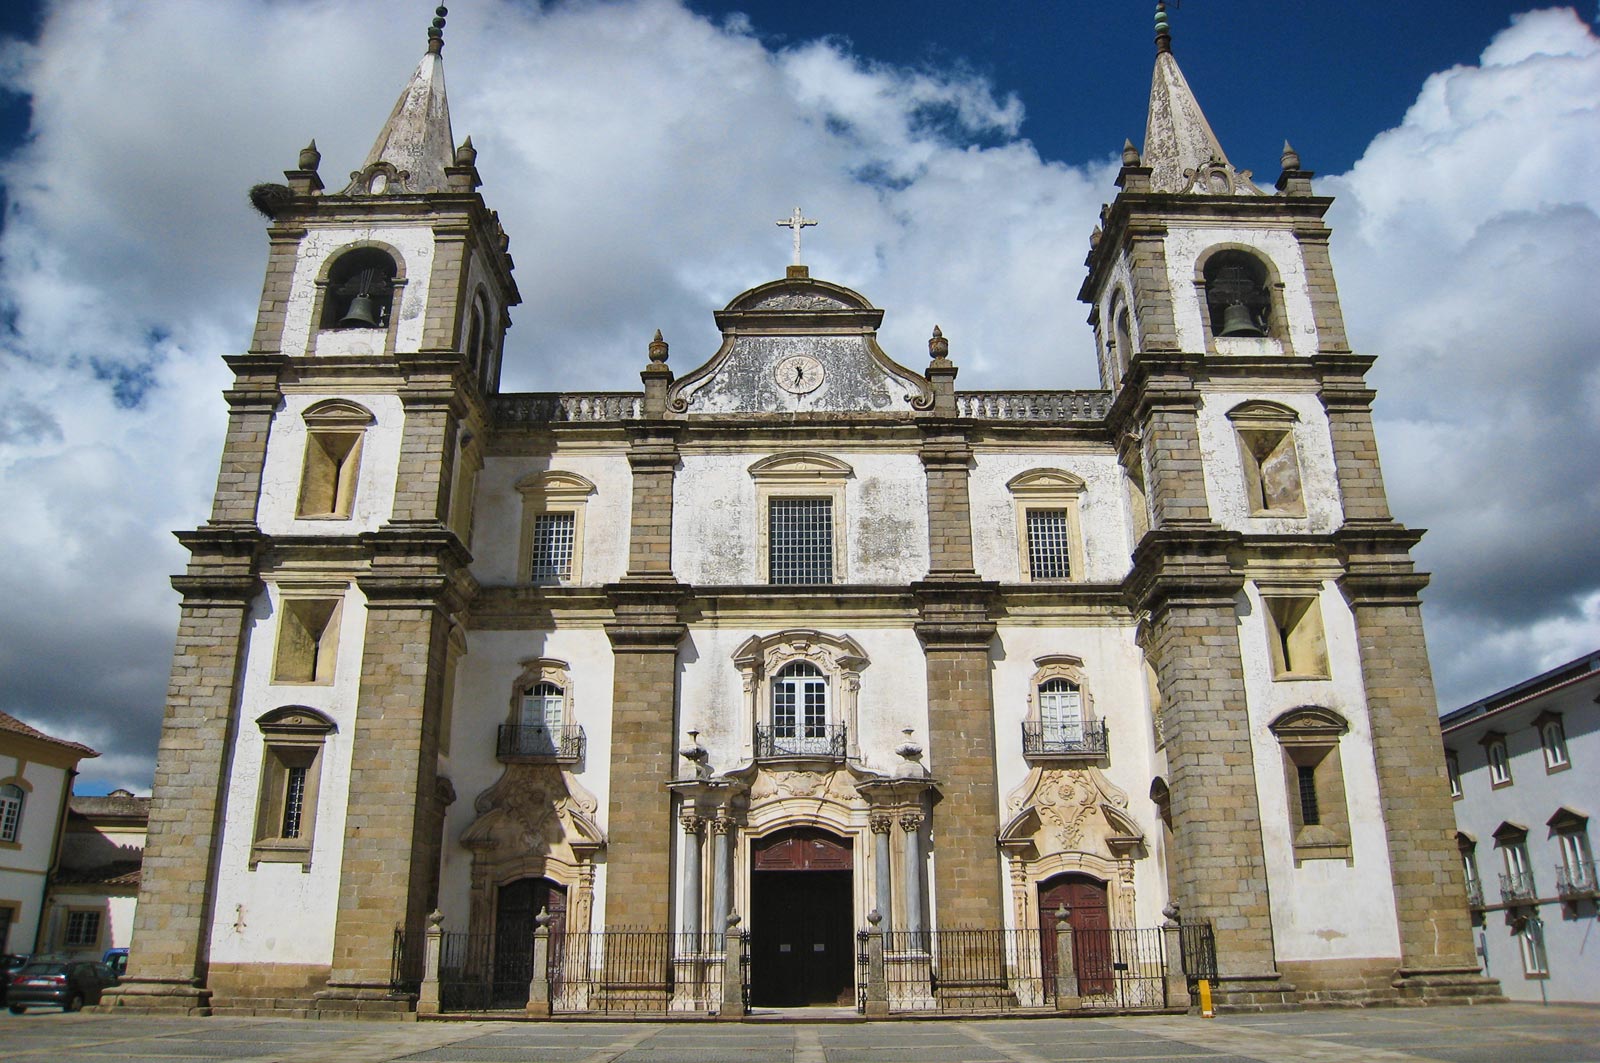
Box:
0;1;1594;787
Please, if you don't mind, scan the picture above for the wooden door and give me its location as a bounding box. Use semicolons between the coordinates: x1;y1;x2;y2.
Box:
494;878;566;1006
750;829;854;1007
1039;874;1113;996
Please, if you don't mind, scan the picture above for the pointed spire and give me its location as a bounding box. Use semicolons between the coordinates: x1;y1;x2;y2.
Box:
1141;2;1258;195
352;6;455;194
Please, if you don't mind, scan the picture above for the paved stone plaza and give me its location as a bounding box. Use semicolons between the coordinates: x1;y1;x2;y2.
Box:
1;1005;1598;1063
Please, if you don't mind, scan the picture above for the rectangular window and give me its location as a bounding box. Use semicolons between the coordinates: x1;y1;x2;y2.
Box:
518;684;565;755
281;765;308;839
529;512;576;580
769;497;833;584
1446;750;1462;798
1540;719;1570;771
1263;593;1330;680
273;597;342;684
1236;427;1306;516
1026;509;1073;580
296;430;364;518
0;785;21;843
1518;920;1548;976
65;910;101;949
1487;739;1512;786
0;905;12;952
1296;763;1322;826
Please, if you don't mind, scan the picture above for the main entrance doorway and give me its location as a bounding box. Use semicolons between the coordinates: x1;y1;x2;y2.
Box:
1039;873;1113;996
749;828;854;1007
493;877;566;1007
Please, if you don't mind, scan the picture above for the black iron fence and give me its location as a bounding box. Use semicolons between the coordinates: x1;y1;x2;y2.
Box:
1178;921;1217;988
1074;927;1167;1009
390;926;423;996
754;723;848;759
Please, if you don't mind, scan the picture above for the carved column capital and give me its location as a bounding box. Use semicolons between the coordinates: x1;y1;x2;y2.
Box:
898;812;924;832
870;814;894;835
680;812;704;836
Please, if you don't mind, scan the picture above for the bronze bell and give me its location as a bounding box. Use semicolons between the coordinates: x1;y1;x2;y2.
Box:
1218;302;1264;337
339;293;382;329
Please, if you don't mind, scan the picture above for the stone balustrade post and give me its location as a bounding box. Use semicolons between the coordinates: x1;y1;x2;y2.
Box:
864;909;889;1017
1053;905;1080;1010
719;913;745;1019
416;910;444;1016
1162;907;1188;1010
525;909;553;1018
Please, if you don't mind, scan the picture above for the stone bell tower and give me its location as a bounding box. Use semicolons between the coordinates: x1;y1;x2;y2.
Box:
1081;3;1496;1007
104;6;520;1015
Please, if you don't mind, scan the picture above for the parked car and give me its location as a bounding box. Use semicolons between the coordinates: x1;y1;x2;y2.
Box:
102;948;129;978
5;960;118;1013
0;954;29;1004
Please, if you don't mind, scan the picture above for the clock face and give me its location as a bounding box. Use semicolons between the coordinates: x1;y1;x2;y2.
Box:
774;354;825;394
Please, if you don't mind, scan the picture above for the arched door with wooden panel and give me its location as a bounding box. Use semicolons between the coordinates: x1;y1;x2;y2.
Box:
1038;873;1113;996
749;828;855;1006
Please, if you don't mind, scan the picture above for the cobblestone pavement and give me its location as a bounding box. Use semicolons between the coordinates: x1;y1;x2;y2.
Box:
0;1004;1596;1063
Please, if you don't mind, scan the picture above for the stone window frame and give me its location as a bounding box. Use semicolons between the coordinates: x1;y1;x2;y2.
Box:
269;583;347;686
294;399;375;520
310;242;406;354
1494;821;1534;899
515;472;596;585
1548;807;1594;895
62;907;103;950
1226;401;1307;518
0;779;28;847
1268;706;1352;865
749;453;853;586
1257;581;1331;681
1533;711;1570;773
733;629;868;762
1107;287;1135;382
1445;748;1463;799
1193;243;1288;350
250;705;337;870
1022;654;1102;761
1515;915;1549;977
1458;831;1483;907
1007;469;1088;583
503;658;581;763
1481;731;1513;788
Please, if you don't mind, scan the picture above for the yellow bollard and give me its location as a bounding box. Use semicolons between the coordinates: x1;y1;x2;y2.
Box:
1198;978;1214;1018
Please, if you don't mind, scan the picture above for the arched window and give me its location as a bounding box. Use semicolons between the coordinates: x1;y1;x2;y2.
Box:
1111;297;1133;378
1038;678;1084;746
1023;655;1105;759
518;681;565;755
1203;250;1270;338
499;659;583;762
322;247;397;330
771;662;829;754
0;783;24;843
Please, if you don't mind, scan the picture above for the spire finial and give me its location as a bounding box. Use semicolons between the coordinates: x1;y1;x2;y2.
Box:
648;329;669;363
1154;1;1172;55
427;5;448;55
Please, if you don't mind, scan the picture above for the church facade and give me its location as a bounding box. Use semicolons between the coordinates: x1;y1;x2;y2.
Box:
105;7;1497;1017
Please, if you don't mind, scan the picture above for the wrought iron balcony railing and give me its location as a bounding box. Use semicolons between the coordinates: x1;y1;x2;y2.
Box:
497;723;585;763
1464;880;1484;909
1556;860;1599;900
1499;870;1537;906
1022;719;1110;759
755;723;847;760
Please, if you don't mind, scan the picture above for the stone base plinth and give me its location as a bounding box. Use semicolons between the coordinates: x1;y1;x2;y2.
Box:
1209;972;1296;1013
311;984;417;1020
1392;966;1504;1006
93;978;213;1016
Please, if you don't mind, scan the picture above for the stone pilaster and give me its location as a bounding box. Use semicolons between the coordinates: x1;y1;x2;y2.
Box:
419;225;471;352
1128;357;1212;529
624;423;681;578
919;427;975;577
1316;354;1393;523
1131;530;1289;1008
1338;530;1500;1001
603;584;687;930
316;531;465;1016
1126;222;1179;352
98;529;264;1015
209;355;286;526
249;227;305;356
390;356;465;526
913;584;1003;927
1294;224;1351;354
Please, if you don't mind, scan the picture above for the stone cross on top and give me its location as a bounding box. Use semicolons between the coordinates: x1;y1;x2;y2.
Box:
777;207;817;266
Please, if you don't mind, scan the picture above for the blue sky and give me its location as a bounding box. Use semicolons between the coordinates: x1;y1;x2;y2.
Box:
0;1;1596;792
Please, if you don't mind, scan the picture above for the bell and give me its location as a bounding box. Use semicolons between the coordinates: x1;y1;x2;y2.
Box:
338;293;382;329
1218;302;1264;337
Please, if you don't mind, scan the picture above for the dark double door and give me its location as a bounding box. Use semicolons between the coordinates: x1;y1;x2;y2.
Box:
493;878;566;1006
750;830;855;1007
1039;874;1113;996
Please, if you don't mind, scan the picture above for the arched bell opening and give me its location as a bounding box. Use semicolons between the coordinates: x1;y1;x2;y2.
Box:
1202;248;1272;338
321;247;398;330
748;827;855;1007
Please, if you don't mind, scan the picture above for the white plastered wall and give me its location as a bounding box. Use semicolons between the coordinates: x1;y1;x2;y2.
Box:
280;225;437;358
1195;389;1345;534
672;450;930;585
969;452;1134;583
0;756;70;953
256;392;406;536
207;582;368;965
1163;227;1319;357
1235;579;1403;962
435;627;617;932
469;450;633;586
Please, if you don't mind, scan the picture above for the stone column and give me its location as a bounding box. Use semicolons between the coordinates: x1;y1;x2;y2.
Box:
871;816;894;934
97;536;261;1016
1340;547;1496;999
899;812;925;938
711;817;734;930
680;814;704;939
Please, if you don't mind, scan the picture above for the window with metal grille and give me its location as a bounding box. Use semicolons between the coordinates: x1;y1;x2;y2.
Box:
773;662;827;738
281;765;308;839
769;498;833;584
1026;509;1072;580
0;783;21;842
530;512;576;580
65;910;101;948
1296;763;1321;826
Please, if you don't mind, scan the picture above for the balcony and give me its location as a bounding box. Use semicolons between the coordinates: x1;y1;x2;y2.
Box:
755;723;847;761
1464;880;1484;909
1499;870;1537;906
1556;860;1599;901
1022;719;1109;760
497;723;585;763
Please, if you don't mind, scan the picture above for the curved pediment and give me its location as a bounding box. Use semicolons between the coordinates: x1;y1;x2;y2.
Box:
1007;469;1088;496
721;276;878;316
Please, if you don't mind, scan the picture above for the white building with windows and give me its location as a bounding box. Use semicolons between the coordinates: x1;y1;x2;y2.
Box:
1443;650;1600;1003
108;7;1497;1018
